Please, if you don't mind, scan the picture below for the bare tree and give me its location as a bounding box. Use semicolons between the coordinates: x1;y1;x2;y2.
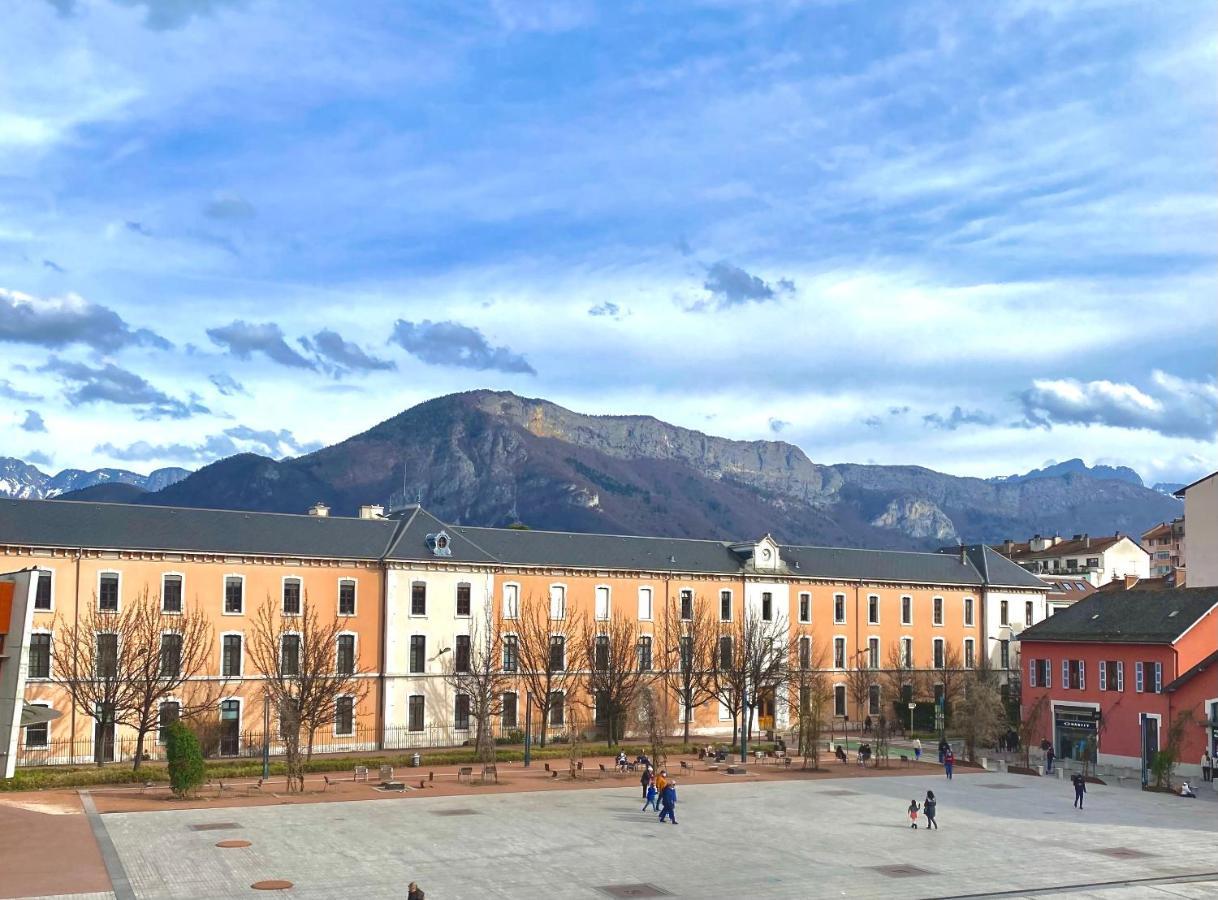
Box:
925;640;965;729
248;593;367;792
636;681;671;770
1017;693;1051;770
575;608;645;747
53;585;218;771
745;612;790;743
882;641;918;727
709;607;789;747
514;592;579;747
790;631;831;769
956;660;1007;763
845;656;879;727
443;604;512;766
657;592;716;745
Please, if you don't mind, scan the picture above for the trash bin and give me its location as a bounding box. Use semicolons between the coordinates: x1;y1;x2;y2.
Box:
410;753;420;768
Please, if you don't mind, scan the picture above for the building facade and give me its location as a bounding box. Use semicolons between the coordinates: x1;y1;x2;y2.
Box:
0;498;1047;767
997;533;1150;586
1018;587;1218;783
1177;474;1217;589
1141;518;1186;580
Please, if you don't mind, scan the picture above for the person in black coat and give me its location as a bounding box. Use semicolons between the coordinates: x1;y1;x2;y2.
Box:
923;790;938;829
1072;772;1086;808
938;738;949;764
407;882;425;900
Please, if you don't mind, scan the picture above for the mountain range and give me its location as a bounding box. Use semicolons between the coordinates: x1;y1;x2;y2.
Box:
3;390;1182;550
0;458;189;501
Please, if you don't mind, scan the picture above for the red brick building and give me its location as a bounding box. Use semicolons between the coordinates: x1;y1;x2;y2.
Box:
1018;586;1218;783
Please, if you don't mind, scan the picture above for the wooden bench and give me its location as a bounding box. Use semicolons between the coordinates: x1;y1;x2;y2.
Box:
457;766;474;783
481;765;498;784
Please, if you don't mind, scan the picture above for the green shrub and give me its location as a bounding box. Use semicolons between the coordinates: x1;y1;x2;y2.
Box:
166;722;205;798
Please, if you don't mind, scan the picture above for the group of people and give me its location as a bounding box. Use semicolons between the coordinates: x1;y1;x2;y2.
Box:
640;765;679;824
997;729;1021;753
907;791;938;829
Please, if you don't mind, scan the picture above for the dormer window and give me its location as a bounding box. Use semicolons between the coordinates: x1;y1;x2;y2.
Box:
425;531;452;557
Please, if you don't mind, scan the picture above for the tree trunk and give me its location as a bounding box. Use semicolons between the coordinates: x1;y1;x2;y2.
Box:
682;687;691;746
132;728;146;772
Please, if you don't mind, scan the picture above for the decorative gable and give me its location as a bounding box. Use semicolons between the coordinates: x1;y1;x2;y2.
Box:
425;530;452;557
754;535;781;571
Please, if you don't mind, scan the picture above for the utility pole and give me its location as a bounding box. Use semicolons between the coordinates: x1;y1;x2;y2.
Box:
740;688;749;763
261;691;270;780
524;691;532;767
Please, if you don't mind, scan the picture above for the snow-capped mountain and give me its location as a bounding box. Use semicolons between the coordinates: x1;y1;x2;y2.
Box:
0;457;191;500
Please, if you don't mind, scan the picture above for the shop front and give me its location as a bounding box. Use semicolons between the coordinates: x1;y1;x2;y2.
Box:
1054;705;1099;764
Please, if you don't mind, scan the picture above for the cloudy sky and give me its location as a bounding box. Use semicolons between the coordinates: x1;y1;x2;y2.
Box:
1;0;1215;485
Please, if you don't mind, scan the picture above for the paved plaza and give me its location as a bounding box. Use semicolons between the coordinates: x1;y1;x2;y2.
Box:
20;770;1218;900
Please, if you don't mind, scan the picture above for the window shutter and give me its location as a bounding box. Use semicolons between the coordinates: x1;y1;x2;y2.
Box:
1078;660;1085;691
1135;661;1143;693
1098;660;1106;692
1117;661;1124;692
1154;662;1162;693
1045;660;1051;688
1029;659;1036;688
1062;659;1070;690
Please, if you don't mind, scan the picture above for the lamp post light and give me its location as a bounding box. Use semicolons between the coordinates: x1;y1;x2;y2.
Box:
524;691;533;768
908;701;916;737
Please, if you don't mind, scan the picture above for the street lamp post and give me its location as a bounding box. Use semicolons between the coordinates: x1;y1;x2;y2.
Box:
741;688;749;763
261;691;270;780
908;701;916;738
524;691;532;768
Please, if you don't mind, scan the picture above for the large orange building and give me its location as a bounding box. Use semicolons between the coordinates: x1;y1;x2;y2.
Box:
0;498;1045;769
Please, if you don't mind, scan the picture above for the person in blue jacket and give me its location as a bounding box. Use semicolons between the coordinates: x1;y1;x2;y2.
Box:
658;779;678;825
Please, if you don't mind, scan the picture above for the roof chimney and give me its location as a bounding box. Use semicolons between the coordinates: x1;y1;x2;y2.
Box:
1003;539;1014;554
308;502;330;517
1083;534;1090;548
358;504;385;520
1124;573;1138;589
959;545;967;564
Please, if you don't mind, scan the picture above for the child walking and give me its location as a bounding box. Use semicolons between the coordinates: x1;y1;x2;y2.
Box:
641;774;658;811
908;799;920;829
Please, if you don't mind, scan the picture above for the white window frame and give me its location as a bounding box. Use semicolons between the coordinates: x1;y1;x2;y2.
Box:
222;573;245;616
638;586;653;621
97;569;122;613
337;578;358;617
160;571;185;615
798;591;811;624
33;568;55;613
549;583;567;620
900;636;913;668
218;696;243;754
23;701;53;748
833;683;847;718
502;632;519;673
407;694;425;732
220;631;244;677
833;593;846;625
719;589;733;623
833;635;847;670
279;630;302;676
932;596;944;627
679;587;694;621
867;636;879;669
932;637;945;669
594;584;611;621
1099;660;1107;692
900;595;912;626
719;698;732;721
333;694;356;737
964;638;974;669
156;697;181;745
159;629;185;679
502;582;520;620
867;594;880;626
761;591;774;622
281;575;303;616
409;580;428;618
408;633;427;674
963;596;974;627
1062;658;1070;690
336;630;358;675
28;627;53;680
1116;660;1124;692
501;691;519;729
1154;661;1162;693
455;581;473;619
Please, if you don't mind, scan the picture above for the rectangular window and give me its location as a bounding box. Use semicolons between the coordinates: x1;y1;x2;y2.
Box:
964;639;974;669
680;589;693;621
868;636;879;669
281;634;300;676
160;633;182;678
833;637;845;669
28;633;51;678
409;635;425;673
408;695;424;732
1025;601;1034;627
278;578;300;615
1000;639;1010;669
502;692;518;728
411;582;427;616
224;576;243;614
1116;660;1125;692
1135;661;1144;692
99;573;119;612
868;684;880;717
1068;659;1082;690
97;633;118;678
454;693;470;730
158;701;180;744
901;637;912;668
25;711;49;748
337;634;356;675
1062;659;1070;689
335;696;354;735
637;635;652;672
454;635;471;673
595;586;610;620
162;575;182;614
761;592;773;622
549;635;565;672
549;692;564;726
867;595;879;625
595;635;610;670
1028;658;1036;687
964;597;973;626
833;595;846;624
1099;660;1108;691
799;636;810;670
1086;557;1099;568
901;596;912;626
680;636;693;672
1153;661;1162;693
503;584;520;620
456;583;472;617
1000;601;1009;626
933;597;943;626
833;684;846;717
550;585;566;620
35;572;52;610
798;592;810;623
222;635;243;676
338;579;357;616
720;590;732;622
638;587;653;621
503;635;519;672
718;635;732;671
933;638;944;669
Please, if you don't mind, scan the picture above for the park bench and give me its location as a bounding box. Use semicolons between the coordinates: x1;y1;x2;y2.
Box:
457;766;474;783
379;765;394;783
353;765;369;782
680;761;691;773
481;765;498;784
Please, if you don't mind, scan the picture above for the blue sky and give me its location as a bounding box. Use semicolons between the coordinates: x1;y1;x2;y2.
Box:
1;0;1214;484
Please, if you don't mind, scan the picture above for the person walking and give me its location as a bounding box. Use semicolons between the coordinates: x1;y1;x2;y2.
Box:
913;737;922;762
944;747;954;780
1202;749;1213;783
938;738;949;764
407;882;425;900
1071;772;1086;809
923;791;938;829
656;769;668;798
907;798;920;829
640;765;652;799
658;779;678;824
641;774;658;811
1045;745;1056;775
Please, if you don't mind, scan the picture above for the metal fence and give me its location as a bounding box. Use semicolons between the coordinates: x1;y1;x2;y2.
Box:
15;722;529;769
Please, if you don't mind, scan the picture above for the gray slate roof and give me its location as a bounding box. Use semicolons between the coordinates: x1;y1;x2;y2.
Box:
1017;586;1218;645
0;498;399;560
